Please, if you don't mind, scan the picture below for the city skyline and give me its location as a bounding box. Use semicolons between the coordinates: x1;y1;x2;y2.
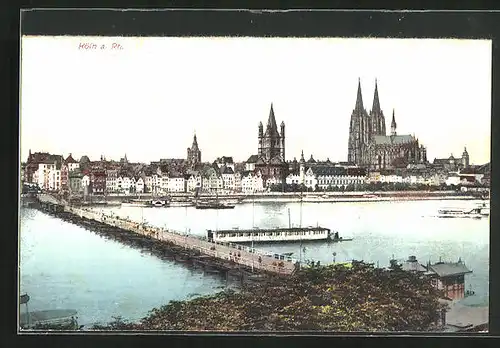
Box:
20;37;491;165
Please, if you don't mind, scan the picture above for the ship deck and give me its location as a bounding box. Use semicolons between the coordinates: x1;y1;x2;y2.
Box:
211;226;331;235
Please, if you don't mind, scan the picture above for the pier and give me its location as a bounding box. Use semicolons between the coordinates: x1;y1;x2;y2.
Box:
36;194;296;276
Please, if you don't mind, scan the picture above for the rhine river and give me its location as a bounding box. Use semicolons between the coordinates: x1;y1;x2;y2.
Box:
19;199;489;328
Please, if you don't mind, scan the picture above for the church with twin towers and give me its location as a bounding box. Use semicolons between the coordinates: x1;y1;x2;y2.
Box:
348;78;427;170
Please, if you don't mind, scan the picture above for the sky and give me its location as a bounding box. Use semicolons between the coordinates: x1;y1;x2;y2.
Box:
20;36;491;165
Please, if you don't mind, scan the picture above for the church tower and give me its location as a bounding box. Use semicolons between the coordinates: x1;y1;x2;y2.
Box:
187;133;202;168
261;103;285;161
390;109;397;136
369;79;386;137
348;78;369;165
258;121;264;157
299;150;306;185
280;120;285;161
462;146;470;168
255;103;288;180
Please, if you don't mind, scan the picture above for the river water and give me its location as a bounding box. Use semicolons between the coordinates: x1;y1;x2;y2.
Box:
19;199;489;328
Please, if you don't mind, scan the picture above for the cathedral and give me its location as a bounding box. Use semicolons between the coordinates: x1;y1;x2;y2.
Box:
186;133;202;169
254;103;288;179
347;79;427;170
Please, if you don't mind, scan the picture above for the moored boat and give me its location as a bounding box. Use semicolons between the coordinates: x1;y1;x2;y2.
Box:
437;206;488;219
146;199;168;207
20;309;79;330
169;201;194;207
207;226;350;243
121;200;149;207
329;231;353;243
196;201;236;209
19;294;80;330
195;192;236;210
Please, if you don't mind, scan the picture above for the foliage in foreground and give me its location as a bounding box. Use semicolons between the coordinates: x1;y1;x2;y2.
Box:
91;261;448;332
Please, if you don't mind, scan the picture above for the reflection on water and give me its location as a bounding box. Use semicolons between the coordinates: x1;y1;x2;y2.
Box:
19;208;235;327
20;199;489;327
106;199;489;307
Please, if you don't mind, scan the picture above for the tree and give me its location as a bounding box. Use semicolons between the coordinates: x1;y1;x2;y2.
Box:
95;262;448;332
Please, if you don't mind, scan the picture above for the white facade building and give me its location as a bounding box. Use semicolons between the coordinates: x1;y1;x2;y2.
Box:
296;166;366;191
316;174;365;190
187;174;202;192
144;175;153;193
160;176;169;194
82;174;90;190
68;162;79;172
304;168;318;190
34;163;56;190
245;155;258;172
135;177;145;193
47;166;61;191
106;170;118;193
33;162;62;191
241;170;264;193
286;173;301;186
379;174;404;184
116;176;135;194
202;168;223;192
265;176;283;188
221;168;235;192
168;176;186;192
234;172;242;192
150;174;162;195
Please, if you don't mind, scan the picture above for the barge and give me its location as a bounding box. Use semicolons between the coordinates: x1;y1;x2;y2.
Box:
196;201;235;210
437;203;489;219
122;199;169;208
207;227;352;243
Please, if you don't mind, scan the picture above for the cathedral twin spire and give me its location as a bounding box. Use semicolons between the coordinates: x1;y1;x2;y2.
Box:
355;77;382;115
354;78;394;135
355;78;364;112
372;79;381;114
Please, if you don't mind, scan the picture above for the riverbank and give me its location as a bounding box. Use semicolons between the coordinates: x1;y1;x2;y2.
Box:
90;261;449;332
69;190;480;206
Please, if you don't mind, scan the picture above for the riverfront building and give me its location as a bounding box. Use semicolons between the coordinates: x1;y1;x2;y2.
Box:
399;256;473;301
347;79;427;170
433;147;470;172
285;151;367;190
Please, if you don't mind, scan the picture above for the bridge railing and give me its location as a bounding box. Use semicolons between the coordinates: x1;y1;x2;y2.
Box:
63;205;295;274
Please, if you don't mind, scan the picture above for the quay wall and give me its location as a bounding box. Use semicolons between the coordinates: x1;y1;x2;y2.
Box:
72;190;477;204
62;204;295;275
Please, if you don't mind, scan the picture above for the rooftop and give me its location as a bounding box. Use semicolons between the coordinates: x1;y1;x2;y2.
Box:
428;261;472;278
247;154;259;164
373;134;415;145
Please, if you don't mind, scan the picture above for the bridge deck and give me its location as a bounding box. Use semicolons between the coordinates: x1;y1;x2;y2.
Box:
38;194;61;205
36;194;295;275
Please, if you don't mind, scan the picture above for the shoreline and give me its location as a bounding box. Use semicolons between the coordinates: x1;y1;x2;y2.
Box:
70;191;483;206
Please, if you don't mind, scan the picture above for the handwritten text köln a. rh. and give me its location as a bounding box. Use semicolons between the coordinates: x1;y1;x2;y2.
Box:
78;43;123;50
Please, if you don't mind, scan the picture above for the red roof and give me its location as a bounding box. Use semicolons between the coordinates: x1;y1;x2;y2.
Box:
65;153;77;164
27;152;50;164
